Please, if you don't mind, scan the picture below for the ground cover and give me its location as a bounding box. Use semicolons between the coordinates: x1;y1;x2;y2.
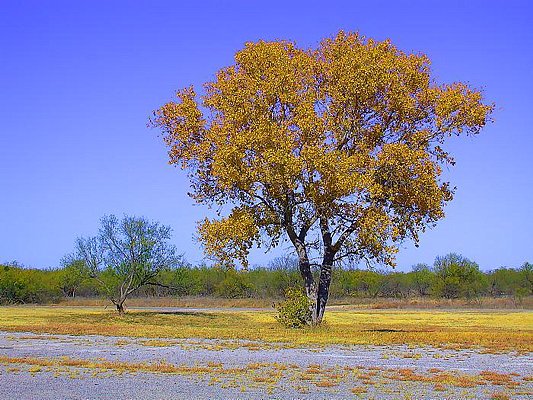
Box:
0;306;531;352
0;330;531;399
57;295;533;310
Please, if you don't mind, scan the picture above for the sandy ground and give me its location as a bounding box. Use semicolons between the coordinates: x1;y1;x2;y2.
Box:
0;330;531;399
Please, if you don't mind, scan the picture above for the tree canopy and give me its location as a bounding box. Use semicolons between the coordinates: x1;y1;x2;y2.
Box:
152;31;493;323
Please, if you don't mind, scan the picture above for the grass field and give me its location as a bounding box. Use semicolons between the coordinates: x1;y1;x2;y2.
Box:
0;306;531;352
57;295;533;310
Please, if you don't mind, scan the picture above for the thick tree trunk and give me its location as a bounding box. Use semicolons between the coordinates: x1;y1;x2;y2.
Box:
299;258;315;297
286;223;319;324
316;251;334;324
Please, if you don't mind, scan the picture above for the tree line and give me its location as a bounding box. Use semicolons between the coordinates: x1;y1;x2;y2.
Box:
1;254;531;305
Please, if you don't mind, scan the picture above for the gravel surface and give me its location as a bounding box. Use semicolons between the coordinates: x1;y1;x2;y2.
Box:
0;331;531;399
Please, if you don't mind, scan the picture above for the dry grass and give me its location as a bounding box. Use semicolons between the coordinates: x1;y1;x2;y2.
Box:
0;306;531;352
383;368;523;389
0;354;240;376
490;392;511;400
58;296;273;308
351;386;368;394
57;295;533;310
138;339;174;347
433;383;446;391
331;296;533;310
314;380;338;387
480;371;521;388
0;354;529;398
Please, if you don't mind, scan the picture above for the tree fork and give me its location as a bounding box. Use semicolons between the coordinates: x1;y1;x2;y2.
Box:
115;302;125;314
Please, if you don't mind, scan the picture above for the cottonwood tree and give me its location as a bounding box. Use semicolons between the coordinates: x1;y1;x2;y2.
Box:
74;215;180;313
151;31;493;324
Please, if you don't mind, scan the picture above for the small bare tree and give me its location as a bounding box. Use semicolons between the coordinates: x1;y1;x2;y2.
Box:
74;214;180;313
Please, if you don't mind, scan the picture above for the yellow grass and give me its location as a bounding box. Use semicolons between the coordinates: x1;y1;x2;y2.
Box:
58;295;533;310
0;353;530;397
58;296;273;308
0;306;531;352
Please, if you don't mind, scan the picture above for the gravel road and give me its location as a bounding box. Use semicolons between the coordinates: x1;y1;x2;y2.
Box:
0;330;531;399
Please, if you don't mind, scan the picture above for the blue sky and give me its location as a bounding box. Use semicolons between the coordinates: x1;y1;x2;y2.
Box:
1;0;531;271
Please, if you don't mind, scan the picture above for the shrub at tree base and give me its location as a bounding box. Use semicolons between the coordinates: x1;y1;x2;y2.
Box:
275;287;312;328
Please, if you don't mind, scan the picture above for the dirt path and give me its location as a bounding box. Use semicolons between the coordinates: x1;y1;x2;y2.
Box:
0;331;531;399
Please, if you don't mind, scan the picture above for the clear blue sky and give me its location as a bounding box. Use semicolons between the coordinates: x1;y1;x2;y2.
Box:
1;0;531;271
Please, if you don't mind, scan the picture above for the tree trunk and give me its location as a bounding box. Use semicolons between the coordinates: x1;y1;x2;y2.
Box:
316;251;334;324
296;251;317;324
116;302;125;314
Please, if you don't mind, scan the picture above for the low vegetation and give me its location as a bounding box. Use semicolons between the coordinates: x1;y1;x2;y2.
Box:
0;307;531;352
1;354;530;398
275;287;312;327
1;255;531;309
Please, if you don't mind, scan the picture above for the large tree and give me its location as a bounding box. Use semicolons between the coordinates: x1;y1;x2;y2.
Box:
152;31;493;324
74;215;180;313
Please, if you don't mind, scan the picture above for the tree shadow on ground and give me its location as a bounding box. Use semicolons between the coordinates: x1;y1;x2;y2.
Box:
138;311;218;318
363;328;434;332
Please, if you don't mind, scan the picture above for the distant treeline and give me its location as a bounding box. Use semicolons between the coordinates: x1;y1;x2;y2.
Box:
1;254;531;305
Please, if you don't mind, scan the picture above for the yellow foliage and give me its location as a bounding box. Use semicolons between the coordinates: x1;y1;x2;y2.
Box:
151;31;493;269
197;208;259;268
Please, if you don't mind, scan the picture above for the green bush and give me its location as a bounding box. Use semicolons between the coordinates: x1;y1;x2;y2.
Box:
2;256;531;304
58;259;89;298
275;286;312;328
0;265;61;304
215;270;254;298
409;263;434;296
513;287;529;306
432;254;487;299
